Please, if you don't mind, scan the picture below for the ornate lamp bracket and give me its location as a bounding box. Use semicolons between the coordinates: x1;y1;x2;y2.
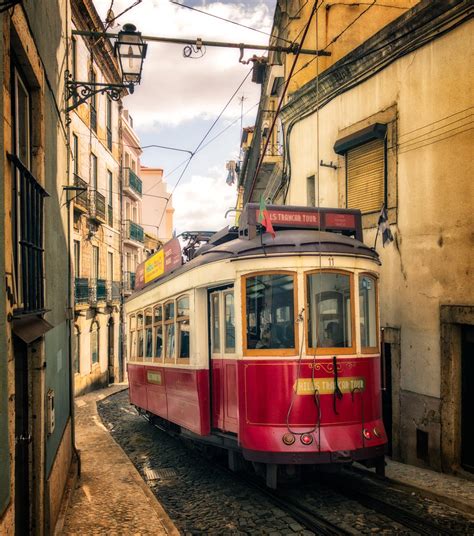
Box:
65;70;133;113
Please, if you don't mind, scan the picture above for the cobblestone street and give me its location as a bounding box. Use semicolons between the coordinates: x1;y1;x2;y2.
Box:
90;388;474;535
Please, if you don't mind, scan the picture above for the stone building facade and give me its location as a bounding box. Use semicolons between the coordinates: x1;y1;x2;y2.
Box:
71;0;123;394
240;0;473;475
0;1;73;533
122;109;145;296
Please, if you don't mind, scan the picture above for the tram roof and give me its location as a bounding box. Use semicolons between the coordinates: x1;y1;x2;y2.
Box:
127;229;379;302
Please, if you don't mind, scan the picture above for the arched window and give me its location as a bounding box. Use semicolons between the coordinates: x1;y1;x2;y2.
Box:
137;313;144;360
153;305;163;362
359;274;378;351
145;309;153;359
90;321;100;365
177;295;190;360
129;315;136;360
74;325;80;373
164;300;175;362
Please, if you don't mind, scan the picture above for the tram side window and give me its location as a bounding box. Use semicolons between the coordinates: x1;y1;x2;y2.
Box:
137;313;144;359
145;309;153;359
246;273;295;350
225;292;235;353
359;275;377;349
307;272;353;350
129;315;136;360
211;293;220;353
154;305;163;360
177;295;190;359
164;300;175;361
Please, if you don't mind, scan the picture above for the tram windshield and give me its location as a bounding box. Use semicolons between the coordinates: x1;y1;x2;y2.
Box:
246;273;295;350
307;272;353;350
359;275;377;349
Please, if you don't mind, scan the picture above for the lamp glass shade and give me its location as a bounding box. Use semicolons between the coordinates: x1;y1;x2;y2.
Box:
115;24;147;85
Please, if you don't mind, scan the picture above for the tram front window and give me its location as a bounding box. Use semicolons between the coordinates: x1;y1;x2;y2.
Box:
307;272;353;350
245;273;295;350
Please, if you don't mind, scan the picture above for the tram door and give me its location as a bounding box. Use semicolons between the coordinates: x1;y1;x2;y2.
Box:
209;288;238;433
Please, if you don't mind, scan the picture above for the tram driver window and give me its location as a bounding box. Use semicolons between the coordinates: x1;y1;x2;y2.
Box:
245;273;295;350
307;272;353;350
359;275;377;350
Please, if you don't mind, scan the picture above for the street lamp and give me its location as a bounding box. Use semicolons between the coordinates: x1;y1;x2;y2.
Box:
115;24;148;85
66;23;147;113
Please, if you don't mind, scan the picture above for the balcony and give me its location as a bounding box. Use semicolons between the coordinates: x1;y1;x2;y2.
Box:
89;190;106;223
89;278;107;306
124;271;135;294
74;277;89;308
73;175;89;213
124;220;144;246
123;167;142;200
107;281;121;304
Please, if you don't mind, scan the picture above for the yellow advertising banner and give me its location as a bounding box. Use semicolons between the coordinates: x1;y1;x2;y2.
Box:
144;249;164;283
293;377;365;395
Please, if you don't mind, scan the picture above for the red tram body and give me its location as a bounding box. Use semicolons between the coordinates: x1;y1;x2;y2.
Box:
126;205;387;486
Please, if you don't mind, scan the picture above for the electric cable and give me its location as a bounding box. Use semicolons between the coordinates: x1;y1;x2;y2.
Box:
170;0;292;45
155;67;254;230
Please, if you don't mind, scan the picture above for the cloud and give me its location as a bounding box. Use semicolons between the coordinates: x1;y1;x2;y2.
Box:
95;0;273;127
172;166;238;232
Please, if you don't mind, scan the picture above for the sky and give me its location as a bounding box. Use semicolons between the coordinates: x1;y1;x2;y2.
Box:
94;0;276;233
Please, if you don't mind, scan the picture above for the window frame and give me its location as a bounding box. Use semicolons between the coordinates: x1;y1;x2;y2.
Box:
136;312;144;361
128;314;136;361
304;269;356;356
74;325;80;374
358;272;379;354
153;305;163;363
242;270;298;357
90;320;100;366
223;290;236;355
144;308;153;360
164;299;176;363
176;294;190;363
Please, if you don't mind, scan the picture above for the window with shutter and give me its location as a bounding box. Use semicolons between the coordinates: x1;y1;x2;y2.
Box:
346;138;385;214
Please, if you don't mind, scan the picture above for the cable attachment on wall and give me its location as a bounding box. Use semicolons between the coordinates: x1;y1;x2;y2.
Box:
183;37;206;58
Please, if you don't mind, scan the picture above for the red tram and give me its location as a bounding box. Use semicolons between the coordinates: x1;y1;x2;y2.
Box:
125;204;387;487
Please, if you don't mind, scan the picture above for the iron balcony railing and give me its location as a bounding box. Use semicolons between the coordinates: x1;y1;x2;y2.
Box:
106;281;121;303
124;271;135;292
74;277;89;304
124;167;142;196
125;221;144;243
89;278;107;305
89;190;106;222
73;174;89;211
9;153;48;316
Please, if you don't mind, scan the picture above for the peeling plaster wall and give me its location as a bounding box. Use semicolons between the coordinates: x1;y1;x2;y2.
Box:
284;20;473;468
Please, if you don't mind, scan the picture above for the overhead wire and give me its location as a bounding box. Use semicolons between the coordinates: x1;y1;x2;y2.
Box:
155;67;254;229
169;0;293;45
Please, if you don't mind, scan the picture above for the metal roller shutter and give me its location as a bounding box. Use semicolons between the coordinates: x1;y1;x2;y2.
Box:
346;138;385;214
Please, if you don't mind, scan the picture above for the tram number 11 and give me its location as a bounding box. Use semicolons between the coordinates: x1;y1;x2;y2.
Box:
327;256;335;267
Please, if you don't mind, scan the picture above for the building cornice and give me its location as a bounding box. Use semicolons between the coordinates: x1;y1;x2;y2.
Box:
280;0;471;129
72;0;122;85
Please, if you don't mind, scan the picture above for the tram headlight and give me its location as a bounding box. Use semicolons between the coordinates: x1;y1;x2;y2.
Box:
363;428;372;440
282;433;295;445
300;433;313;445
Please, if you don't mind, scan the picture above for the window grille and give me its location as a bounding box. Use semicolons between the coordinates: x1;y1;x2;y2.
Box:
9;153;48;315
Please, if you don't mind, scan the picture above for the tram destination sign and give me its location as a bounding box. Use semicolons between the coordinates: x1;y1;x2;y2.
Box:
135;237;182;290
239;204;362;241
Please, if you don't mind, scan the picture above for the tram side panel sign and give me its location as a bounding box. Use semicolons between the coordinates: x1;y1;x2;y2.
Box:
134;238;182;291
